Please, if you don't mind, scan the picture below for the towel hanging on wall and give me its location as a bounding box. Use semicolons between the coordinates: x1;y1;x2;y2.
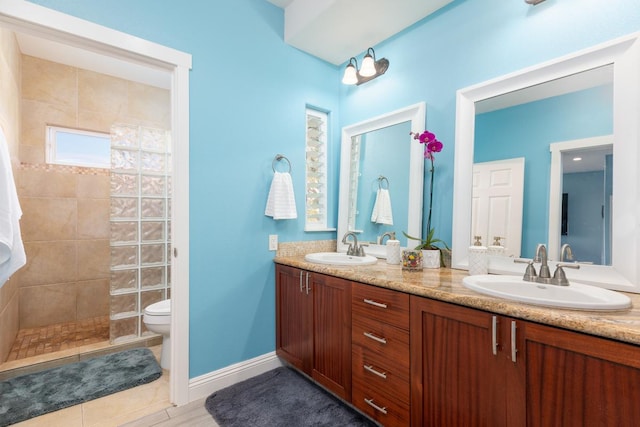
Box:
265;155;297;220
371;188;393;225
0;128;26;287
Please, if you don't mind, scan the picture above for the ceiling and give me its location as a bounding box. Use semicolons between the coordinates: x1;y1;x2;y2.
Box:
267;0;453;65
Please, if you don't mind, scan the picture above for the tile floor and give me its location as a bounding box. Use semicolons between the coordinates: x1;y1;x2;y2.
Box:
6;316;110;362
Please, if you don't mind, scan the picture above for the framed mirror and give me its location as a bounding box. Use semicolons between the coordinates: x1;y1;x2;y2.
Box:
337;102;426;257
452;33;640;292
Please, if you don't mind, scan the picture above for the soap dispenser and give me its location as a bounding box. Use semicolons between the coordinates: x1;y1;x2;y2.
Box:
487;236;505;256
386;239;401;265
468;235;488;275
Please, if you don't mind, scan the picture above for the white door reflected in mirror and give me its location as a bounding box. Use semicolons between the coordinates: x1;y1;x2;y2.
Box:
472;157;524;256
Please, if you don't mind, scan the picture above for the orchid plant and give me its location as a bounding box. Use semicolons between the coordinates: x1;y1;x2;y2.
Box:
403;130;448;251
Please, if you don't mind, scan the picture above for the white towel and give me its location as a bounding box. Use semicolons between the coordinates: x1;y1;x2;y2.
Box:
370;188;393;225
0;129;26;287
265;171;297;220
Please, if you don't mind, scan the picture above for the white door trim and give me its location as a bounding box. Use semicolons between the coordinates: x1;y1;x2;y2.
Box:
0;0;192;405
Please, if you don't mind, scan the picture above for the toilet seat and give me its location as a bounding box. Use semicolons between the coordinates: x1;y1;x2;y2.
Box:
144;299;170;316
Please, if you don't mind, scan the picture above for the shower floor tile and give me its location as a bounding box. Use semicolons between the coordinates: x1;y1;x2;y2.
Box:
6;316;110;362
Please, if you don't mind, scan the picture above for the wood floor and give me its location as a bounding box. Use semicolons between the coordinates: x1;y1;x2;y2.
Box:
120;399;220;427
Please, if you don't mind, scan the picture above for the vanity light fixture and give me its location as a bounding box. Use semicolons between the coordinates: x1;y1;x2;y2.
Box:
342;47;389;85
525;0;546;4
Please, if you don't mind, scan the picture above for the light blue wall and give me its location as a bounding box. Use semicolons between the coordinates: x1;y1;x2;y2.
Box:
475;85;613;257
27;0;640;378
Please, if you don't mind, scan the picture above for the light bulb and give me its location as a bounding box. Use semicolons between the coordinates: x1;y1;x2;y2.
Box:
342;63;358;85
360;53;376;77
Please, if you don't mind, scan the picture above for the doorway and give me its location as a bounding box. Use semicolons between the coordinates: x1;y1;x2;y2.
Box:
0;2;191;405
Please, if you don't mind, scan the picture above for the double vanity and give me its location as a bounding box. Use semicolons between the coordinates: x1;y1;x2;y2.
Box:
274;32;640;427
275;253;640;426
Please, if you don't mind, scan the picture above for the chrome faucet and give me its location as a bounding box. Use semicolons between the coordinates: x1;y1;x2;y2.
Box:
515;243;580;285
342;232;366;257
560;244;574;262
534;244;552;284
379;231;396;245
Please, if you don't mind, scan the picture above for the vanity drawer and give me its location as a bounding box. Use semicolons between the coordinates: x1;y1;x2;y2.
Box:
352;316;410;369
352;376;410;427
352;282;409;330
352;344;409;403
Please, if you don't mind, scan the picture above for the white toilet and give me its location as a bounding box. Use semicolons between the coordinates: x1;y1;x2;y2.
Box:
143;299;171;370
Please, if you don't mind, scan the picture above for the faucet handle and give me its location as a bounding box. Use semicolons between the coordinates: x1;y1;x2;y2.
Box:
356;244;367;257
551;263;580;286
514;258;537;282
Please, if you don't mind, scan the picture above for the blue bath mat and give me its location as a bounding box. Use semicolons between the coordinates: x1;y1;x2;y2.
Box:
0;347;162;426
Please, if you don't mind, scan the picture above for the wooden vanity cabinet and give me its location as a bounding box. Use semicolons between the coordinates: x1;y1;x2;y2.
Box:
351;282;411;426
411;295;640;427
410;296;525;427
275;264;352;400
524;321;640;426
275;265;312;373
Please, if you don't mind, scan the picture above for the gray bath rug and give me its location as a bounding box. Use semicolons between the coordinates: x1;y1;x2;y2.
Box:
205;366;376;426
0;347;162;426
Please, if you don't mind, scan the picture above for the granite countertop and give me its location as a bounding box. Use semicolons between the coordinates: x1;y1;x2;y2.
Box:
274;255;640;346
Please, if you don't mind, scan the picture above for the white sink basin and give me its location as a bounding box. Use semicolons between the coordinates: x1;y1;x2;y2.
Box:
463;275;632;311
305;252;378;266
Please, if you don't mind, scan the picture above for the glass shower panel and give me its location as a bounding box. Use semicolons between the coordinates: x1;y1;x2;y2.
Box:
109;124;171;343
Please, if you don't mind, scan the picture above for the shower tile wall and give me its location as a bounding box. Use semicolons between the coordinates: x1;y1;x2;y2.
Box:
0;29;22;362
10;55;170;357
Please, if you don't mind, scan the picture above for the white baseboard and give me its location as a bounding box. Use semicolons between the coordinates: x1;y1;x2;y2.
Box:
187;352;283;403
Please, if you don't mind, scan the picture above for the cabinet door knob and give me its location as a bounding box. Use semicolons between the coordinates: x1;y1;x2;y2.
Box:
363;298;388;309
364;398;388;414
363;332;387;345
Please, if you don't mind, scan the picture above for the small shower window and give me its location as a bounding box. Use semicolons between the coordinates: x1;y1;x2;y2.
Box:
46;125;110;169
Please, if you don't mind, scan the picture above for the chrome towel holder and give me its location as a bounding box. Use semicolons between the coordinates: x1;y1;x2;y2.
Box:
272;154;292;173
378;175;389;189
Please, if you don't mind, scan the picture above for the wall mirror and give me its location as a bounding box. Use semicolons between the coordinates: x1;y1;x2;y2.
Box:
337;102;426;257
473;64;613;261
452;33;640;293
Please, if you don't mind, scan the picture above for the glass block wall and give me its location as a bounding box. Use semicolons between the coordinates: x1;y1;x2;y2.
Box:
109;124;171;343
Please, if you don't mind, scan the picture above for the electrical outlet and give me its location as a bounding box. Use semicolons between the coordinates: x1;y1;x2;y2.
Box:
269;234;278;251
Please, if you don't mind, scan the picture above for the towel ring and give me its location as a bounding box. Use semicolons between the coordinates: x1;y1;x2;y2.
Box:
272;154;292;173
378;176;389;189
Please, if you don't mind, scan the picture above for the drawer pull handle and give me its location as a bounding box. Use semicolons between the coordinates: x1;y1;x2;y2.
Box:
364;364;387;379
363;298;387;309
364;398;388;414
511;320;518;363
363;332;387;344
491;315;498;356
